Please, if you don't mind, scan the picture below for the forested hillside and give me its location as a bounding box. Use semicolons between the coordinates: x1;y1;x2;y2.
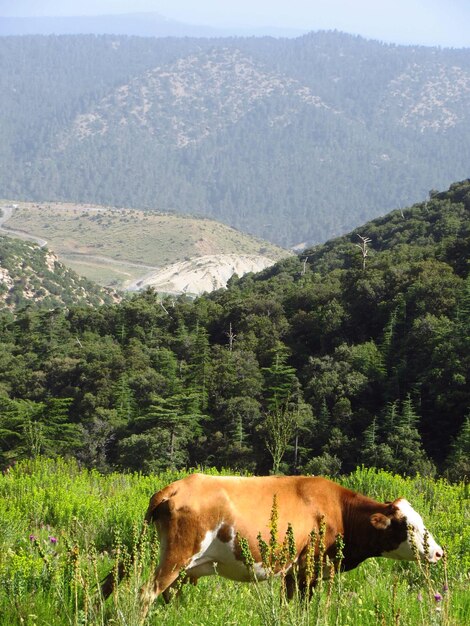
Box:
0;236;118;310
0;181;468;479
1;33;470;246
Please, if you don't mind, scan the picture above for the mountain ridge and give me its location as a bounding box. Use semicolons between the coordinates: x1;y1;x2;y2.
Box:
62;47;331;150
0;12;306;38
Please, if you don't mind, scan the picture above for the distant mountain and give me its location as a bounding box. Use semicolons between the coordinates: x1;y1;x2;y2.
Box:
0;12;305;38
63;47;330;150
0;236;118;311
1;32;470;247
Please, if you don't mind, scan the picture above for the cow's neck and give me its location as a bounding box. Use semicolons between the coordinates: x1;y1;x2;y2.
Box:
341;494;389;571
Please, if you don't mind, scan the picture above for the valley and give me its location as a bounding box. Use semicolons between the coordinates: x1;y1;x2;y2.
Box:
0;201;289;291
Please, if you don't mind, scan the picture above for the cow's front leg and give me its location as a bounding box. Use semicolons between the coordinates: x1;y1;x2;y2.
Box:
162;574;198;603
139;562;183;623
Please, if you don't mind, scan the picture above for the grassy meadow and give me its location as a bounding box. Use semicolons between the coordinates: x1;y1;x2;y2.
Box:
4;203;288;288
0;458;468;626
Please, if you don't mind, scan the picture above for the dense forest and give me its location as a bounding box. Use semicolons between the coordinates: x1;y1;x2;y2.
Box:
0;180;468;479
1;33;470;246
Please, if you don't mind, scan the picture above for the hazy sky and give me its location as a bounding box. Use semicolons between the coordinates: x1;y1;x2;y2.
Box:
1;0;469;47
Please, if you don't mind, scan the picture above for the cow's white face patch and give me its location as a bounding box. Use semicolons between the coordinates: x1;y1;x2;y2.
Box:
382;499;443;563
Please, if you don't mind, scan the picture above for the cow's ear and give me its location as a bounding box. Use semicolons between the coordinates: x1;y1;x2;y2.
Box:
370;513;391;530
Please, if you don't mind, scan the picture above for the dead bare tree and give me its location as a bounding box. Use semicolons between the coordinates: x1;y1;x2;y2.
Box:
225;322;237;352
355;234;372;271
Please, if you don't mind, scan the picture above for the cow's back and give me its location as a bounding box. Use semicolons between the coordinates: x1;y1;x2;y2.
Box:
147;474;345;551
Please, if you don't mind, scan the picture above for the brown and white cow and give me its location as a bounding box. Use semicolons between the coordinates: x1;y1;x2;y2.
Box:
102;473;442;621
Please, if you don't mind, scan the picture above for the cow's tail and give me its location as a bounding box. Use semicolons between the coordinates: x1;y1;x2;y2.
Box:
100;490;167;600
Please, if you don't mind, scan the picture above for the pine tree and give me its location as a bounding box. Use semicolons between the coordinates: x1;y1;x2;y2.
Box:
187;323;211;412
361;417;380;467
445;415;470;481
380;396;434;476
0;397;25;466
113;374;137;423
42;397;83;456
380;296;406;375
263;405;296;474
262;349;297;412
132;391;204;470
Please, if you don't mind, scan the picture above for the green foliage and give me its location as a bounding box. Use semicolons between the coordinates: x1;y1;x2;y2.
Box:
262;350;298;411
365;397;436;477
0;397;82;465
119;391;205;472
263;406;297;474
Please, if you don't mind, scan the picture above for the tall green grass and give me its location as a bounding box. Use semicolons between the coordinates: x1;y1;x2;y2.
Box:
0;458;468;625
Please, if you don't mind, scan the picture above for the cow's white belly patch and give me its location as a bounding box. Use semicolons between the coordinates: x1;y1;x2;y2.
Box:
185;525;269;582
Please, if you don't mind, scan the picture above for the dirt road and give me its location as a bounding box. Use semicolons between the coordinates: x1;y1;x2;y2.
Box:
0;205;48;247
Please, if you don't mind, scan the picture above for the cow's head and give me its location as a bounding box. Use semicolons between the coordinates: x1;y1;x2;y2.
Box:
371;499;443;563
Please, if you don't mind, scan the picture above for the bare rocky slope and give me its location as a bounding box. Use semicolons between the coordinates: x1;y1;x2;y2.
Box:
131;254;277;295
